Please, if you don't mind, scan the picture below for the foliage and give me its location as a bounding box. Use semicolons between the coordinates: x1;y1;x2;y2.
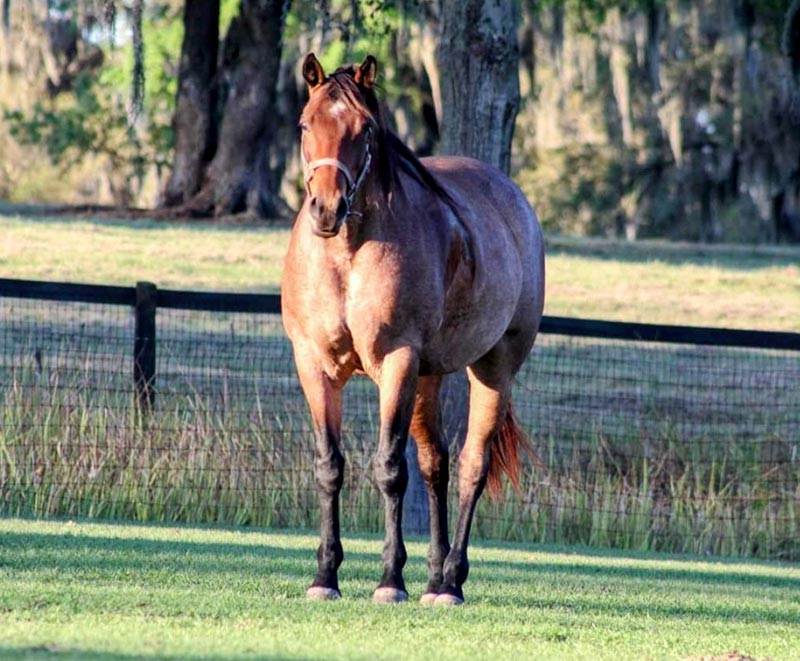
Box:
2;2;181;205
2;0;798;239
5;73;151;199
516;0;799;242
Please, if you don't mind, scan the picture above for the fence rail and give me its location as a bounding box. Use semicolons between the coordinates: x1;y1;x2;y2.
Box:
5;275;798;342
1;277;799;560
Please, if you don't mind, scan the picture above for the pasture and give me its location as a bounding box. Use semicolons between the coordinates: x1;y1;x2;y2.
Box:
2;518;799;661
1;211;799;659
1;210;798;330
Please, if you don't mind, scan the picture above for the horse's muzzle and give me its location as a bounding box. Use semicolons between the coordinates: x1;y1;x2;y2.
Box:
311;222;342;238
309;194;348;238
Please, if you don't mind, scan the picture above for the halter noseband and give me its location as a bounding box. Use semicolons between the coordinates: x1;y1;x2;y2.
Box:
302;126;373;219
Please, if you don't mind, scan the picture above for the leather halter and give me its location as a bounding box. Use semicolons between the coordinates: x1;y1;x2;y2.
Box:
302;127;373;218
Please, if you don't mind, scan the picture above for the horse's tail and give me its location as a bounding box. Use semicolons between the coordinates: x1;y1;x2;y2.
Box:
486;401;539;500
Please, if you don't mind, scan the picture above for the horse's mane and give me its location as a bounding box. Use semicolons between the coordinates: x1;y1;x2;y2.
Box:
326;66;455;207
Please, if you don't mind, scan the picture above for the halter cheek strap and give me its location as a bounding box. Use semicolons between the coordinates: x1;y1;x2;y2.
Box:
302;128;373;218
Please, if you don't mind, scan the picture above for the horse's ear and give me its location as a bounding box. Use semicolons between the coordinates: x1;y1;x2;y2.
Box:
302;53;325;90
354;55;377;90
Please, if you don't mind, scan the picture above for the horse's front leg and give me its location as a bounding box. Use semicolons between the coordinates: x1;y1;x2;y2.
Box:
372;345;419;603
294;354;346;600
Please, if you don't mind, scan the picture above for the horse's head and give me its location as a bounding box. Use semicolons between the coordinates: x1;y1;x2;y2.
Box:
299;53;378;238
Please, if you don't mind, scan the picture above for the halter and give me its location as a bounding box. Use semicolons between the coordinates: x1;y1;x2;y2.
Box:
302;126;373;218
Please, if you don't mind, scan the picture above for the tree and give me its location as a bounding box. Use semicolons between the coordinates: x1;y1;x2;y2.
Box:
0;0;10;76
162;0;220;207
786;0;800;83
176;0;289;217
436;0;520;174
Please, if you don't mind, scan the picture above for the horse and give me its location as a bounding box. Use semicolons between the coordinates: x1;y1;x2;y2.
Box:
281;53;545;606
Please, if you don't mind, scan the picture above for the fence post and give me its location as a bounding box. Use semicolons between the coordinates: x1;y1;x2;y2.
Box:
134;281;157;411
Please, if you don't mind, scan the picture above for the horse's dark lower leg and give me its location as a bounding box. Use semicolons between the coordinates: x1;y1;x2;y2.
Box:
311;426;345;595
437;372;509;605
374;442;409;593
293;356;347;600
373;346;419;603
409;376;451;601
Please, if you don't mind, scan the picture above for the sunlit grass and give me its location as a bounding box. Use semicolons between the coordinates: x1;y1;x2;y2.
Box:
0;213;289;292
1;212;798;330
1;518;799;661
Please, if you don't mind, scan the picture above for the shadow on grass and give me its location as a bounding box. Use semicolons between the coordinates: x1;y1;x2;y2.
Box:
546;236;800;270
0;647;308;661
0;202;291;233
476;562;800;623
2;519;799;629
0;528;383;582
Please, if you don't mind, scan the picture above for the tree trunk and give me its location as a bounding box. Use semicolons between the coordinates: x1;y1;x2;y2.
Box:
785;0;800;84
0;0;10;76
437;0;520;174
162;0;219;207
197;0;288;217
645;2;662;93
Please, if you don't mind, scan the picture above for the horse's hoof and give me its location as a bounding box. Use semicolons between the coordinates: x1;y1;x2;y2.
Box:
419;592;438;605
433;593;464;606
372;587;409;604
306;586;341;601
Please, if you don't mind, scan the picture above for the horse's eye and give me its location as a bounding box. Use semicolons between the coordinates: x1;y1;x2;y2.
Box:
298;121;310;133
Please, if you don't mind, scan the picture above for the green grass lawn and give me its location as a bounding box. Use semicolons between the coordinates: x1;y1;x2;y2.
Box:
1;518;799;661
1;211;798;330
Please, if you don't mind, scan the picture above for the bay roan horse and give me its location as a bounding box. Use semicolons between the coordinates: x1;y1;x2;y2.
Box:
281;53;545;605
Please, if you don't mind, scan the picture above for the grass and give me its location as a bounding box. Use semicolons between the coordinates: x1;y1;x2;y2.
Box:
1;518;799;661
1;211;798;330
0;213;287;293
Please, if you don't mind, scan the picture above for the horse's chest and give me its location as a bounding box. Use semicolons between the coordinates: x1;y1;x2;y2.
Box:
315;290;408;378
306;311;362;377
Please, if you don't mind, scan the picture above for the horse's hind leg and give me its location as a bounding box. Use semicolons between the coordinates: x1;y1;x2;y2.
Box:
408;375;451;604
434;368;509;605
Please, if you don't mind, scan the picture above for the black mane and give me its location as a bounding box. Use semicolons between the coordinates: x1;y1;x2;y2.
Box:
326;67;455;207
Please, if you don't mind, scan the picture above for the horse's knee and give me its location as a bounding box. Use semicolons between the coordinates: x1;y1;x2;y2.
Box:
315;451;344;495
374;450;408;495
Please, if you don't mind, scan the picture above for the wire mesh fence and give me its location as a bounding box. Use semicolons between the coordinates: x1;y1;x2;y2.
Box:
1;280;799;560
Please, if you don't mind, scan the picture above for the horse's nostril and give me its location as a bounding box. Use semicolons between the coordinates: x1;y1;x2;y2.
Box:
336;197;348;221
309;196;321;220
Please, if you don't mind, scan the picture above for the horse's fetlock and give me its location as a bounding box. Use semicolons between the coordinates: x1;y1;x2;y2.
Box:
317;539;344;571
443;550;469;587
